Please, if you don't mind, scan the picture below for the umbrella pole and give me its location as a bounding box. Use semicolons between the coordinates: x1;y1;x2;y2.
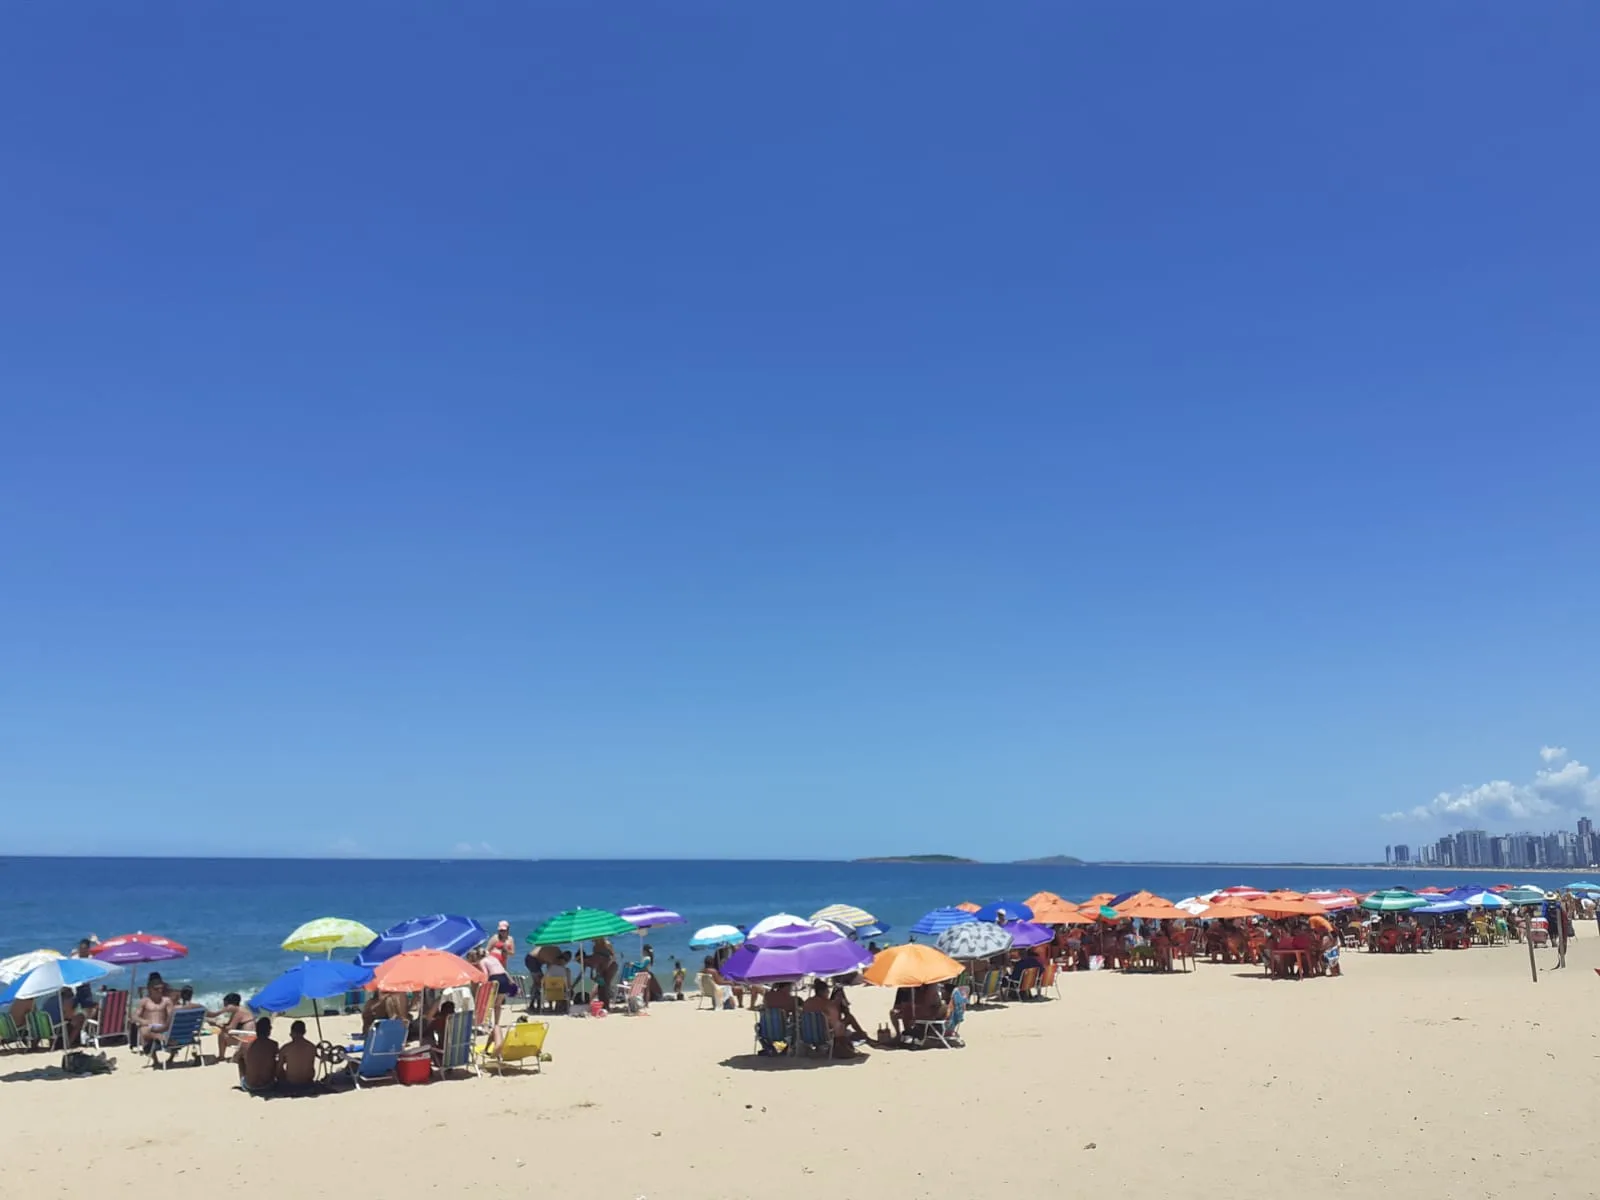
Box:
1526;909;1539;983
313;997;323;1041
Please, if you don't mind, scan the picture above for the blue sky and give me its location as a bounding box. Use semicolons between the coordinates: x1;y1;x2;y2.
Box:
3;5;1597;861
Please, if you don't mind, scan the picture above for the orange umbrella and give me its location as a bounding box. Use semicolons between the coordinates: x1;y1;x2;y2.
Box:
1113;890;1175;913
1261;889;1307;902
955;901;981;913
1084;893;1117;908
1116;899;1189;921
1195;900;1262;921
863;944;963;988
1028;895;1084;924
365;948;485;993
1308;915;1333;933
1244;896;1326;918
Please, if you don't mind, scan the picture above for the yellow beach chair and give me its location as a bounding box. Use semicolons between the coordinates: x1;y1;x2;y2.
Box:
479;1020;548;1075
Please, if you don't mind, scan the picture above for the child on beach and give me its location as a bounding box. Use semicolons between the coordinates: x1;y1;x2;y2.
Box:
672;960;685;1000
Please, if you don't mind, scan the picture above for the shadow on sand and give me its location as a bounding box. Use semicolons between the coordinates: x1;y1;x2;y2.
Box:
719;1051;869;1072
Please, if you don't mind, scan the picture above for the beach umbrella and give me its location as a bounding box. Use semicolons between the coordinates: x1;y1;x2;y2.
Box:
1025;895;1083;924
1051;908;1098;926
527;908;636;946
749;913;809;938
249;959;374;1040
1416;887;1449;896
911;907;981;937
1359;889;1429;913
1244;896;1328;918
1196;900;1263;921
93;932;188;998
1499;886;1548;905
1116;898;1190;921
863;944;963;988
689;924;745;950
718;925;872;984
1083;893;1117;908
1174;897;1210;916
1566;881;1600;893
809;904;877;930
975;900;1035;923
281;918;379;957
936;922;1014;960
367;949;485;993
1001;921;1054;949
0;957;118;1006
356;915;486;968
1447;889;1509;909
954;901;981;913
1416;900;1471;915
0;949;63;985
618;905;684;930
1217;885;1267;901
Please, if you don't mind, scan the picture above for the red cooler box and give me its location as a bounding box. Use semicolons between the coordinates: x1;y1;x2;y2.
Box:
397;1050;431;1085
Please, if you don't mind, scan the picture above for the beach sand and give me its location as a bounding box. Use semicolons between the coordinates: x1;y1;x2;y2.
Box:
5;937;1596;1199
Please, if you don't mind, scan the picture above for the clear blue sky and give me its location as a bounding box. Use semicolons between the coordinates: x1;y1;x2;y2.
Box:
3;5;1597;862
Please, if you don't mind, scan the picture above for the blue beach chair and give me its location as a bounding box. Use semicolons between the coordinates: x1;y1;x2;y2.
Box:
754;1007;791;1055
347;1018;405;1088
796;1010;832;1059
152;1006;207;1068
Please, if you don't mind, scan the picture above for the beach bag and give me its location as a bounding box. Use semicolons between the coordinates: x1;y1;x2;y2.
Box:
1088;955;1104;972
62;1050;114;1076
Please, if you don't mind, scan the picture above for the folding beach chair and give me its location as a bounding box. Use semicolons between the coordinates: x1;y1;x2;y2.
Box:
796;1010;831;1059
25;1008;55;1049
912;989;966;1049
86;989;129;1047
478;1020;547;1076
612;972;650;1015
1037;960;1061;999
151;1006;207;1068
347;1018;406;1088
431;1010;478;1079
754;1007;791;1055
1001;967;1038;1002
0;1013;24;1049
541;975;569;1015
472;980;496;1033
696;972;727;1011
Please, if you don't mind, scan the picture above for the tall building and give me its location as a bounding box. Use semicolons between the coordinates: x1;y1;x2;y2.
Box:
1490;836;1510;869
1385;845;1393;866
1394;844;1411;865
1436;836;1455;867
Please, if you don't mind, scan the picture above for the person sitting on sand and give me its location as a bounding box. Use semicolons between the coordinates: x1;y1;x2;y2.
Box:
829;985;876;1047
208;993;256;1063
276;1019;317;1085
133;976;175;1052
801;981;863;1057
239;1018;279;1092
1008;947;1042;982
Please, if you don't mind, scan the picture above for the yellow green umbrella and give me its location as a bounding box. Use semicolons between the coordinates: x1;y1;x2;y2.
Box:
282;918;379;957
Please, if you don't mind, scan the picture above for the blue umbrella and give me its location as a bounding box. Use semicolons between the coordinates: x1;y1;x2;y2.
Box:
249;959;374;1039
1447;889;1509;909
975;900;1035;924
356;914;487;968
1416;900;1471;915
0;957;119;1006
911;907;980;937
1567;881;1600;893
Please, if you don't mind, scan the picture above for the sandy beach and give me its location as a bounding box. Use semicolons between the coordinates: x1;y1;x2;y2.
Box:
4;936;1595;1200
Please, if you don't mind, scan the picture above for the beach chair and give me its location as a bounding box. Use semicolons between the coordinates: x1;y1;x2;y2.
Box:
471;980;496;1033
479;1020;547;1076
1038;960;1061;999
1001;967;1038;1002
970;969;1001;1007
912;989;966;1049
612;972;650;1015
151;1006;207;1068
24;1008;55;1049
431;1010;478;1079
796;1010;831;1059
754;1007;791;1055
85;989;129;1047
0;1012;24;1049
347;1018;406;1088
696;972;727;1011
541;975;569;1015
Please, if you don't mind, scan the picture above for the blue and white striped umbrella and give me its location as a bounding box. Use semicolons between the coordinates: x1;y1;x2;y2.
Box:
0;957;118;1006
911;907;980;937
689;924;745;950
355;914;487;968
1447;890;1509;909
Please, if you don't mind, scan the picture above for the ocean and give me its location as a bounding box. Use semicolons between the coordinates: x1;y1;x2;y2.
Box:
0;857;1523;1003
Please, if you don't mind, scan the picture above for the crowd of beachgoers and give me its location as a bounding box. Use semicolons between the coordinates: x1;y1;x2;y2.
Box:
2;881;1589;1090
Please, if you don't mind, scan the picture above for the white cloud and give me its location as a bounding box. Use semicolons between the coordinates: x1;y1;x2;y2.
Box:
1387;748;1600;825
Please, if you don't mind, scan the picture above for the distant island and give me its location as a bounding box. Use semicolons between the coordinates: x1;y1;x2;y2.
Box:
853;854;979;864
852;852;1087;866
1012;854;1086;866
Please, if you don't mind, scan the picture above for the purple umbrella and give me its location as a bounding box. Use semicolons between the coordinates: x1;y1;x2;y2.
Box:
618;905;684;928
1001;921;1054;949
718;924;872;983
92;942;186;966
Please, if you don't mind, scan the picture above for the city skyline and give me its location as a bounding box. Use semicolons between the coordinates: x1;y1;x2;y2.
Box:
1385;816;1598;871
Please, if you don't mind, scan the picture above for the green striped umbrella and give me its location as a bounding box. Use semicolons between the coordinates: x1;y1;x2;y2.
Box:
527;908;636;945
1359;889;1429;912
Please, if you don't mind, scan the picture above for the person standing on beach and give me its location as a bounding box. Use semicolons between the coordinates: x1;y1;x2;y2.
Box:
487;921;515;965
